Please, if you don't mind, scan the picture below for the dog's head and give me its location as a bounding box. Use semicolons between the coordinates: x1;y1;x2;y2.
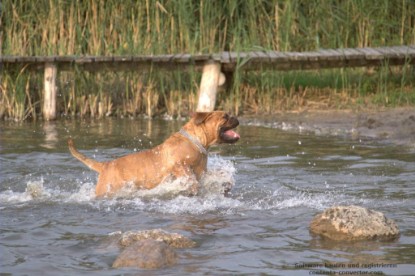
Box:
190;111;240;146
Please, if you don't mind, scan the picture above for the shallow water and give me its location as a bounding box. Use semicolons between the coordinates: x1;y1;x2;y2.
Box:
1;118;414;275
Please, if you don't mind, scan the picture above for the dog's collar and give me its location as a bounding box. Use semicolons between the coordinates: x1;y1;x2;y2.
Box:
179;128;208;155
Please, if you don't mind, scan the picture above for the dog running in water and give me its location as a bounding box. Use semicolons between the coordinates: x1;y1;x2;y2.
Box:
68;111;240;197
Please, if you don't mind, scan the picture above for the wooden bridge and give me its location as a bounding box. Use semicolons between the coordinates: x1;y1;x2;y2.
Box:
2;45;415;120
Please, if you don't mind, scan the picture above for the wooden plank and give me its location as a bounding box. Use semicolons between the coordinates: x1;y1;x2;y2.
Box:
266;51;289;62
247;52;259;59
2;45;415;72
171;53;184;62
34;56;55;62
75;56;95;64
233;52;249;60
153;54;174;62
212;53;222;62
304;51;320;61
340;48;363;60
265;51;279;59
55;56;77;62
233;52;253;69
228;52;240;63
388;47;415;65
1;56;18;62
93;56;114;62
374;47;400;58
317;49;343;61
192;53;211;62
390;46;414;56
358;48;383;60
285;51;309;61
328;49;345;60
388;47;409;58
249;51;266;65
112;56;133;62
252;51;268;59
17;56;38;63
220;51;231;63
253;51;270;62
316;49;332;60
313;49;345;69
179;53;192;63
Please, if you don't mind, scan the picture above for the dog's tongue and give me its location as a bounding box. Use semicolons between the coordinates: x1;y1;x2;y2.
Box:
224;129;240;139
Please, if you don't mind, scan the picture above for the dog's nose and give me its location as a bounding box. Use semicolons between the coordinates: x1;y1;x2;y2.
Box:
230;117;239;126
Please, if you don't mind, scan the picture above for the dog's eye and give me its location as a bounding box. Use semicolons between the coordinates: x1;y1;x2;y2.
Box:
223;114;229;120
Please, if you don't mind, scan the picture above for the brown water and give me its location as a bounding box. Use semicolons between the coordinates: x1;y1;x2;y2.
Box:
1;118;414;275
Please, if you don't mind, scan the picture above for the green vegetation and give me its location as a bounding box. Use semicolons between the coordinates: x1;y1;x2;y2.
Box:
1;0;415;120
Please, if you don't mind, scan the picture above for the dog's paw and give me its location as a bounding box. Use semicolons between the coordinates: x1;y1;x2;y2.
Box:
222;182;233;197
187;182;199;196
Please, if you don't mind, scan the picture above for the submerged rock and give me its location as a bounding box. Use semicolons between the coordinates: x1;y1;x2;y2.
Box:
310;205;399;241
119;229;196;248
112;240;177;269
112;229;196;269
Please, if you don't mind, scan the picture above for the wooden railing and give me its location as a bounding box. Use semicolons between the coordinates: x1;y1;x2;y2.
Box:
2;45;415;120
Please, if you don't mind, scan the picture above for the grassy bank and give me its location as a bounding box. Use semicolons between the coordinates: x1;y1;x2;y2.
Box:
1;0;415;120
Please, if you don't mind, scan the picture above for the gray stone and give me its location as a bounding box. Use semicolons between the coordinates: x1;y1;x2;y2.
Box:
112;239;177;269
310;205;399;241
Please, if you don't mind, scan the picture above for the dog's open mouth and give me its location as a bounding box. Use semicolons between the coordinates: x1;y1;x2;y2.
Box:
221;129;240;143
220;118;240;143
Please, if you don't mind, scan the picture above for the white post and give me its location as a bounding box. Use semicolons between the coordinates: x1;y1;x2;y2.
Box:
196;61;225;112
43;62;57;120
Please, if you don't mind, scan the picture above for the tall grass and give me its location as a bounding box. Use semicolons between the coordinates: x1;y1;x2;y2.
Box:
220;66;415;114
1;0;415;120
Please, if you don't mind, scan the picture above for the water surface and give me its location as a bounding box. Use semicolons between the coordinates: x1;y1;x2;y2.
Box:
1;118;414;275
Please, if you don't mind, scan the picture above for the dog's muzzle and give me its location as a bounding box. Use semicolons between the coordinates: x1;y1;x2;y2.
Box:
219;117;240;143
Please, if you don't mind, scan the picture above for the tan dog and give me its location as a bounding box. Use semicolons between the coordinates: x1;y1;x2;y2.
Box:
68;111;239;197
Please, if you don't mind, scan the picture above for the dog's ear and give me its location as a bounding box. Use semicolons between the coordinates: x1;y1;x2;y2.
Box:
192;112;211;125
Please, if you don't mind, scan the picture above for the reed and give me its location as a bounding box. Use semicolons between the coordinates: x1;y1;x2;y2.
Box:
219;66;415;115
1;0;415;120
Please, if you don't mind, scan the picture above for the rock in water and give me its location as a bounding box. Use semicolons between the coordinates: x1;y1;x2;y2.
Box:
112;229;196;269
310;205;399;241
112;240;177;269
119;229;196;248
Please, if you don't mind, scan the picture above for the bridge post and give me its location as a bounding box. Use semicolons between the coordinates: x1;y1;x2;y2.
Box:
196;61;225;112
43;62;57;120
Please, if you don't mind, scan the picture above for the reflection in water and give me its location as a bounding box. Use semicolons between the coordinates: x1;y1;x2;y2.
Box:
146;119;152;137
171;216;230;235
41;122;58;149
309;234;397;264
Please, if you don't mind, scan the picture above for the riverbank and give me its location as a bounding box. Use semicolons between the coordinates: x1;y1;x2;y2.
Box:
240;107;415;147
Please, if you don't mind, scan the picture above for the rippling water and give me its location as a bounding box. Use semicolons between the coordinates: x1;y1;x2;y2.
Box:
1;118;414;275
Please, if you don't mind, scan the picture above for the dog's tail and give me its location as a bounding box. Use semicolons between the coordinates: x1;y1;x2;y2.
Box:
68;138;104;173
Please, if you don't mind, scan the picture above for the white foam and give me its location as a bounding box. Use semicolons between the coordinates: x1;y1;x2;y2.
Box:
0;189;34;204
140;195;243;215
0;179;52;204
66;182;96;202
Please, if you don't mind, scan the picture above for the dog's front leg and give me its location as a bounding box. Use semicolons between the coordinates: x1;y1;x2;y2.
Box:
172;166;200;196
185;176;199;196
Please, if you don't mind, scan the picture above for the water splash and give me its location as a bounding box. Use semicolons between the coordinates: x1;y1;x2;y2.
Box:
0;179;51;204
0;156;236;205
0;155;380;214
